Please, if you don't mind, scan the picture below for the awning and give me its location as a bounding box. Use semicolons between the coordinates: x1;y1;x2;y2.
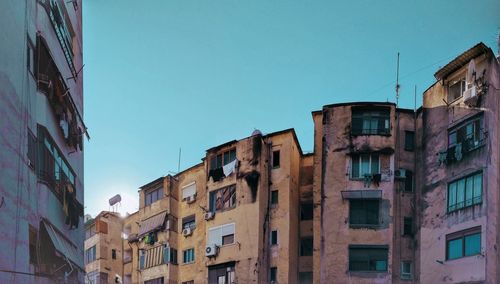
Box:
138;211;167;237
42;220;84;270
341;190;382;200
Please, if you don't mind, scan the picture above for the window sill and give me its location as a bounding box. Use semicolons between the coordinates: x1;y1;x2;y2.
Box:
447;202;482;214
349;224;381;229
446;252;482;262
348;271;387;278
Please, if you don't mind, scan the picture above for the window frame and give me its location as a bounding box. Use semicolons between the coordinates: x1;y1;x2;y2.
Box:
447;78;466;103
272;150;280;168
210;148;236;170
403;217;413;237
404;131;415;151
209;184;237;213
270;267;277;283
182;248;195;264
270;190;279;206
447;171;482;213
448;116;484;152
85;245;96;264
182;215;196;231
400;261;413;280
208;223;236;247
446;226;481;260
348;245;388;272
349;199;380;227
350;153;380;179
351;108;391;136
145;186;163;207
300;202;314;220
300;237;313;256
270;230;278;246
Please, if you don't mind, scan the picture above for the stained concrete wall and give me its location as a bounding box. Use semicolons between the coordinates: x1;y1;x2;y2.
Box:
417;51;500;284
0;0;84;282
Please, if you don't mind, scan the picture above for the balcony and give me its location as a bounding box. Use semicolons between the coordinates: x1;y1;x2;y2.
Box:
439;132;486;165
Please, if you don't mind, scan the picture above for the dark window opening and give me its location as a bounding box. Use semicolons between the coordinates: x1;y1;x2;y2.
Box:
351;108;390;135
27;130;37;170
403;217;413;236
404;170;413;192
209;262;235;284
349;246;388;272
404;131;415;151
209;184;236;212
210;148;236;170
272;150;280;168
162;246;178;265
300;237;313;256
349;199;379;226
270;230;278;245
27;38;35;75
448;79;466;102
270;267;277;283
183;248;195;263
29;226;38;265
448;117;484;154
222;234;234;245
271;190;279;205
299;272;313;284
300;202;314;220
145;277;164;284
446;226;481;260
112;249;116;260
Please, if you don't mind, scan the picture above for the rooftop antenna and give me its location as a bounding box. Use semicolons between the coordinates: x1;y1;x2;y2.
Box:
395;52;400;107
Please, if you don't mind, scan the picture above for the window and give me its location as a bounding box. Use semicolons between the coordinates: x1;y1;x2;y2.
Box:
182;281;194;284
208;223;235;246
351;108;390;135
181;182;196;200
351;154;380;179
208;262;235;284
300;202;314;220
27;130;36;169
299;272;313;284
85;245;96;264
37;126;76;188
124;249;132;263
182;215;196;230
403;170;413;192
145;186;163;206
100;272;108;284
404;131;415;151
271;190;279;206
349;246;388;272
144;277;164;284
270;267;277;283
401;261;412;280
272;150;280;168
446;227;481;260
85;224;96;239
300;237;313;256
112;249;116;260
448;79;466;102
403;217;413;236
270;230;278;245
85;271;98;284
447;172;482;212
210;148;236;170
448;116;484;152
47;0;76;73
27;38;35;75
349;199;379;226
209;184;236;212
163;246;178;265
29;226;37;265
183;248;195;263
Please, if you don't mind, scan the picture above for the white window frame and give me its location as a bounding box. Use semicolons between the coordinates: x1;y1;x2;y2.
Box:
208;223;235;247
350;154;380;179
400;261;412;280
182;181;197;200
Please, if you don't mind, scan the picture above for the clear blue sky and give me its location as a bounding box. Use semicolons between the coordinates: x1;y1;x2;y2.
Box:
82;0;499;216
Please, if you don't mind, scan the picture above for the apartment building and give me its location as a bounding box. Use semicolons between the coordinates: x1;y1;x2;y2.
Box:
312;102;417;283
85;212;124;284
116;129;313;284
0;0;85;283
416;43;500;283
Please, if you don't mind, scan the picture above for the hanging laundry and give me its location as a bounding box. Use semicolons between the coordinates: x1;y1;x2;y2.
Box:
223;159;237;177
60;118;69;139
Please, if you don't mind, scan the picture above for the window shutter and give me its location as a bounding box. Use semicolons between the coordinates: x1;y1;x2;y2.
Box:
163;246;170;264
139;252;145;269
182;182;196;199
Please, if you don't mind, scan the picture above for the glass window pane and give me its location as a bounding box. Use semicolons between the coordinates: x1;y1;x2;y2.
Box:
449;132;457;146
465;233;481;256
465;177;474;206
448;182;457;211
473;173;482;204
361;155;370;176
375;260;387;271
447;238;463;260
456;179;465;209
351;156;360;178
371;155;379;174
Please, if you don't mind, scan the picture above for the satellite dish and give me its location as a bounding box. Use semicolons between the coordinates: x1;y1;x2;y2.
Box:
109;194;122;206
251;129;262;136
466;59;476;84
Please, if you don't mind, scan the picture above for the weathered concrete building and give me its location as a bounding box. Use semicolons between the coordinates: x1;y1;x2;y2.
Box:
416;43;500;283
312;103;417;283
0;0;85;282
119;129;313;284
84;212;124;284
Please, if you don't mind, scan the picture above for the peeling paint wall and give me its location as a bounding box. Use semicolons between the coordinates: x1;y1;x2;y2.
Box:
417;52;500;284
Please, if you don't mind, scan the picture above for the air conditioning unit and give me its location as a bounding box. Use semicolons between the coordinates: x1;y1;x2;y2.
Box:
204;211;215;221
463;86;477;105
182;227;192;237
205;244;218;257
394;169;407;179
186;195;196;204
